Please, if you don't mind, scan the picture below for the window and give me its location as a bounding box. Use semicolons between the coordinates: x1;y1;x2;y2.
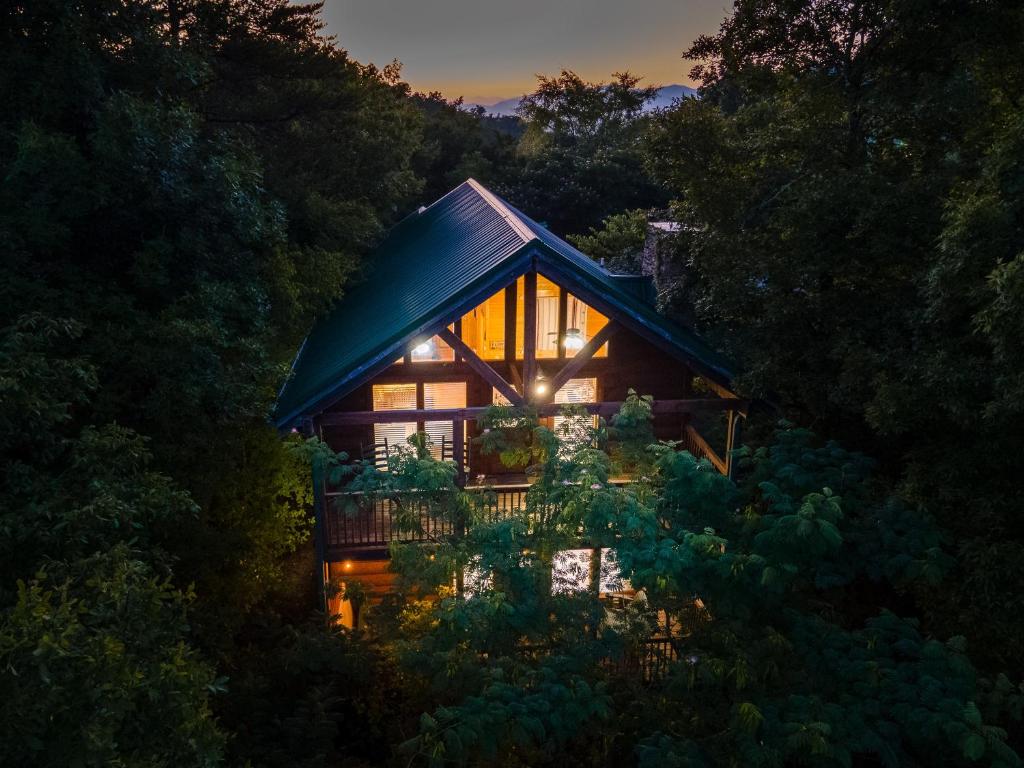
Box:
410;329;455;362
552;549;593;594
565;294;609;358
515;275;561;359
551;548;630;596
461;289;506;360
553;377;598;436
599;549;630;594
423;381;467;461
372;384;417;453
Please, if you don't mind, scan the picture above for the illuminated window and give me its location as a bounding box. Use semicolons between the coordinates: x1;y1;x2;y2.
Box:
423;382;466;461
515;275;561;358
551;549;630;596
372;384;417;452
461;289;506;360
461;554;492;596
565;294;609;358
552;549;592;594
410;326;455;362
599;549;630;594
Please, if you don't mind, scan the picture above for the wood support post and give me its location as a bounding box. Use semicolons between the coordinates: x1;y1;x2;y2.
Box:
557;288;568;360
726;410;743;480
523;270;537;400
504;281;517;367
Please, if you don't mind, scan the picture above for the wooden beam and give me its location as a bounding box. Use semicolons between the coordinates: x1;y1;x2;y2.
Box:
523;271;537;398
557;288;568;360
504;281;517;364
507;361;523;395
548;322;619;397
726;410;743;479
318;398;747;426
436;327;524;406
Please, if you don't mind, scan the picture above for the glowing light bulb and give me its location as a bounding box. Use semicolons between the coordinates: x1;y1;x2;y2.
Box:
563;328;585;350
412;339;434;356
534;381;548;395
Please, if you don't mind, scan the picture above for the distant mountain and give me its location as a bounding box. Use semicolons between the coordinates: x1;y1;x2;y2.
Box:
468;84;698;117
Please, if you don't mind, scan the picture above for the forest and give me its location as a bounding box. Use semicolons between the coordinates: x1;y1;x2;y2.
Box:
1;0;1023;766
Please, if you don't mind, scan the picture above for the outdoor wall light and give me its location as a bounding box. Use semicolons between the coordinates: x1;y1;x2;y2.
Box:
563;328;585;349
412;339;434;356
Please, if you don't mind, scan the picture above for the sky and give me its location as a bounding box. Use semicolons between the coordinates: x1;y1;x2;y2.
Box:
315;0;731;105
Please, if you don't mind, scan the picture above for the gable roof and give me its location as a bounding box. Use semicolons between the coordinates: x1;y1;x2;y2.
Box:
274;179;734;429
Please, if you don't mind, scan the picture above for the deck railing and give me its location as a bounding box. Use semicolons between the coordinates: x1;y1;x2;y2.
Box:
681;424;727;474
323;485;534;551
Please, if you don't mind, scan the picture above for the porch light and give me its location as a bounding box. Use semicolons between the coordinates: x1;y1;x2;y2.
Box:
534;373;549;396
412;339;434;356
563;328;585;350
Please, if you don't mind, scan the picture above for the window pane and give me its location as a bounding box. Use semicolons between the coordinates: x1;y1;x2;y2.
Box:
423;382;466;460
565;294;609;358
552;549;592;594
410;328;455;362
536;275;560;359
514;275;561;359
553;377;598;441
554;377;597;405
372;384;417;453
461;289;506;360
599;548;631;594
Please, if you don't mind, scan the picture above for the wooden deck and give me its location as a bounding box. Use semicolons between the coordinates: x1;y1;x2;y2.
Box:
322;476;642;557
323;483;533;556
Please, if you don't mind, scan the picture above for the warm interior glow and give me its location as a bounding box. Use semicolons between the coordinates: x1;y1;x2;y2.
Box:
411;326;455;362
565;293;608;358
456;277;608;361
423;381;467;461
372;383;417;451
460;289;505;360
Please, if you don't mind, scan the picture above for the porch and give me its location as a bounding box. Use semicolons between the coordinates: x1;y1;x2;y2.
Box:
318;396;744;559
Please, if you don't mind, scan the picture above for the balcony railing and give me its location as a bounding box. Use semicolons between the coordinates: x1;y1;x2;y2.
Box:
323;485;533;552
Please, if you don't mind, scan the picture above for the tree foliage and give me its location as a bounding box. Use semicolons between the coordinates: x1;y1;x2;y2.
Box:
646;0;1024;680
499;70;668;235
331;405;1019;767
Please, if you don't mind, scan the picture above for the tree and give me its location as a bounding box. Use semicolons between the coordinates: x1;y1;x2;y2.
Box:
329;400;1019;766
646;0;1024;681
567;209;649;274
0;316;224;765
0;1;430;762
500;71;668;235
410;92;519;203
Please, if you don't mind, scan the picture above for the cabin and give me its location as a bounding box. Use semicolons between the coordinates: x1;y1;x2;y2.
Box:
275;180;746;625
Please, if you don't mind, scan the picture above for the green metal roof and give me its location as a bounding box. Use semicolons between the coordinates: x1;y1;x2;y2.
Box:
275;179;735;428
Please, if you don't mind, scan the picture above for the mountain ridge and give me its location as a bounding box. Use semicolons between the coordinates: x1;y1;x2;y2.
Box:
467;84;698;116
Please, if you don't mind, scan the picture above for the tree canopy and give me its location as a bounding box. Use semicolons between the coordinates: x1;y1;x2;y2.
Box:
2;0;1023;765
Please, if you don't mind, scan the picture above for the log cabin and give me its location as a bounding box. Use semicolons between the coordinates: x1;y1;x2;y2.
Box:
275;179;746;626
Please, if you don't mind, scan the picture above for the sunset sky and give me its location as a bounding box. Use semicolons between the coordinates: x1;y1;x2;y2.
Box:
316;0;731;104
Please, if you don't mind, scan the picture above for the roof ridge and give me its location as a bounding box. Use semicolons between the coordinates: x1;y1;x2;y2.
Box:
465;178;535;244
